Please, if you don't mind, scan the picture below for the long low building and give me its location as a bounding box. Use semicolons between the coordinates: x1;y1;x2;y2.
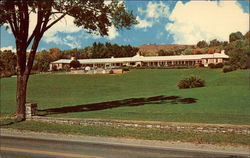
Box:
49;51;229;70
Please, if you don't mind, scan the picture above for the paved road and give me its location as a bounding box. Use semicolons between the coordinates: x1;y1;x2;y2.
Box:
0;136;248;158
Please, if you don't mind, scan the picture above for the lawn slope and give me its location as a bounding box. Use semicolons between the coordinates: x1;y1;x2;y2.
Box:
1;69;249;125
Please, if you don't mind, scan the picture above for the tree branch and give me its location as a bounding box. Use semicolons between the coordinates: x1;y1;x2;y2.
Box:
7;19;17;38
44;13;66;32
10;4;19;35
27;4;44;49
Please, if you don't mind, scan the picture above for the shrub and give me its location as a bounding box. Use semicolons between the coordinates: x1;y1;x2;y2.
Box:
208;63;216;68
215;63;224;68
223;66;234;73
208;63;224;69
178;75;205;89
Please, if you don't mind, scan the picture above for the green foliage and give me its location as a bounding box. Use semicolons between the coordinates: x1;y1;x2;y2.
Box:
208;63;216;69
182;48;193;55
197;40;208;48
208;63;224;69
215;63;224;68
91;42;139;58
223;66;235;73
209;39;221;47
157;47;186;56
178;75;205;89
229;31;244;43
226;40;249;69
0;50;16;77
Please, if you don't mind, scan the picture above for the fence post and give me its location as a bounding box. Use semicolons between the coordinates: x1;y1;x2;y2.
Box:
25;103;37;120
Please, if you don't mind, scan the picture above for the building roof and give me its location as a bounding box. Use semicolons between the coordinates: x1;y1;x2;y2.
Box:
51;53;229;64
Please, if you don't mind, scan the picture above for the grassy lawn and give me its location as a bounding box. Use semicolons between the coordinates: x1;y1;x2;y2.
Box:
1;120;250;145
1;68;249;125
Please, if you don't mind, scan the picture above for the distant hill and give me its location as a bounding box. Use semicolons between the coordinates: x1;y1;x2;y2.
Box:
137;44;194;56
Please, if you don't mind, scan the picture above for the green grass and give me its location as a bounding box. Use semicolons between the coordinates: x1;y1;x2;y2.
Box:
2;121;250;145
1;69;249;125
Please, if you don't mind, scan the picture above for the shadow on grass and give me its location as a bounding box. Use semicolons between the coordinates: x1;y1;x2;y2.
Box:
0;119;23;127
38;95;197;116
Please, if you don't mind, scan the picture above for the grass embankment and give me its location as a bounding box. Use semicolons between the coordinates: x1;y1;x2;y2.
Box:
1;120;249;145
1;69;249;125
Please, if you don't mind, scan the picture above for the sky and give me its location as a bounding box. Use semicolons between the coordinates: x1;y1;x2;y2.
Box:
0;0;249;52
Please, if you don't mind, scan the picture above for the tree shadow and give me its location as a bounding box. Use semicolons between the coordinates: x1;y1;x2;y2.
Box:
38;95;197;116
0;118;23;127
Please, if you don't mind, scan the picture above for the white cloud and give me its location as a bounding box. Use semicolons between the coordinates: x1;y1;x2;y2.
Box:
65;35;74;41
136;1;170;29
138;7;144;15
106;25;119;40
165;1;249;44
146;1;170;19
135;16;153;29
42;14;82;44
0;46;16;52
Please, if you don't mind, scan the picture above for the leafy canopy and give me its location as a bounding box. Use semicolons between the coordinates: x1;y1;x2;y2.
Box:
0;0;137;47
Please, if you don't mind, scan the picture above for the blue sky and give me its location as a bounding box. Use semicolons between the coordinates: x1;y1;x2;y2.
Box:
0;0;249;51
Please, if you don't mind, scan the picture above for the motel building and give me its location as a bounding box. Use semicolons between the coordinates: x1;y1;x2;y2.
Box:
49;50;229;71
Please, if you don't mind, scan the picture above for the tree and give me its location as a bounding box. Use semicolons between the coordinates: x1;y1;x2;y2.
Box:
0;50;17;77
35;50;52;72
229;31;244;43
70;59;81;69
0;0;137;119
196;40;208;48
209;39;221;47
227;40;249;69
244;31;250;40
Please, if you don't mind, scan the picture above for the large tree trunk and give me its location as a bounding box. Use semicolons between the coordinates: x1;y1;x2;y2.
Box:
15;36;42;120
16;73;28;119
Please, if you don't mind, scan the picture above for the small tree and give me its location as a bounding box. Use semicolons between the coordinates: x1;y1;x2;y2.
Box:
70;59;81;69
178;75;205;89
227;40;249;69
229;31;244;43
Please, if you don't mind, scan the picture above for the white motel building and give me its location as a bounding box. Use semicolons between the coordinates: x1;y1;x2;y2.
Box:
49;50;229;71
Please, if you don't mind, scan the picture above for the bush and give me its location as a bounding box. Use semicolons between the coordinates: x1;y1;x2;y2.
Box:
208;63;216;68
208;63;224;69
178;75;205;89
215;63;224;68
223;66;234;73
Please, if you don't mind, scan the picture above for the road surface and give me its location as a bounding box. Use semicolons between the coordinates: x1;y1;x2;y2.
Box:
0;136;248;158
